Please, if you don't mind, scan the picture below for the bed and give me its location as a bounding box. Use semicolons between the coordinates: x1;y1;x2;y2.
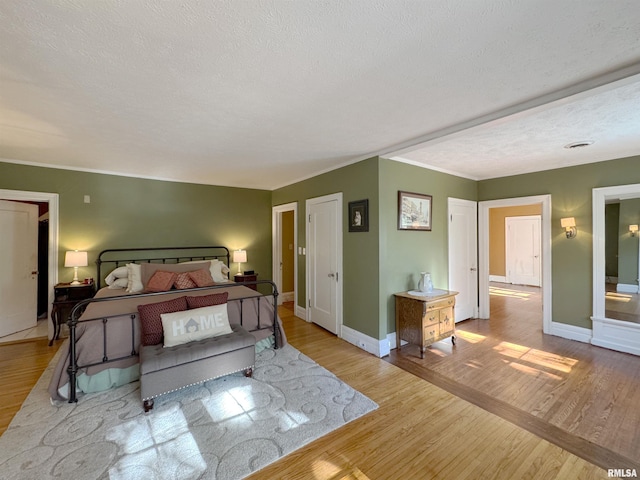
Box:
47;246;286;403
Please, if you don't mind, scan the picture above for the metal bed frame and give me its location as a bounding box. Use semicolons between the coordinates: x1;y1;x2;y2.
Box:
65;246;279;403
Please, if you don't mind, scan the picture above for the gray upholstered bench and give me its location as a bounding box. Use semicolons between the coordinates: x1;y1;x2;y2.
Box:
140;323;256;412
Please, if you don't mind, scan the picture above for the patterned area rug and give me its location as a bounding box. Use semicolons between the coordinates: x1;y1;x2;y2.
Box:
0;344;377;480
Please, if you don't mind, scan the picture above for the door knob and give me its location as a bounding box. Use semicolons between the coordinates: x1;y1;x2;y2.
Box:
470;267;477;272
328;273;335;277
31;271;38;275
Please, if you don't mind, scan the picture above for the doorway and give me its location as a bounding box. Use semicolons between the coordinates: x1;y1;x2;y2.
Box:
479;195;551;334
272;202;297;307
0;189;59;343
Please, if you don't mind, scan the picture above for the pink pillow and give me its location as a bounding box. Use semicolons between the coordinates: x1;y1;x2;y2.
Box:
174;271;197;290
137;296;187;346
188;268;215;287
186;292;229;309
146;270;177;293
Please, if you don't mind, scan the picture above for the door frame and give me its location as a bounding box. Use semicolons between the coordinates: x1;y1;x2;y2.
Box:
305;192;343;335
0;189;59;342
447;197;478;320
505;215;542;286
272;202;298;306
479;195;551;334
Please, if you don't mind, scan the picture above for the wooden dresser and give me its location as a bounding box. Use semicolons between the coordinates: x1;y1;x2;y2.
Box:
394;290;458;358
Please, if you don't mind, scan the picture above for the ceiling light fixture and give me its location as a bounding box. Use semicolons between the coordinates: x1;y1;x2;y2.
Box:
563;141;594;149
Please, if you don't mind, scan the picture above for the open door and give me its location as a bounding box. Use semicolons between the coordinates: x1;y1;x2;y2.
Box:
0;200;39;337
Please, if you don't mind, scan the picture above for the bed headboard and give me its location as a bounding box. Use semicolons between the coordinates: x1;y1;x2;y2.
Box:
95;246;231;289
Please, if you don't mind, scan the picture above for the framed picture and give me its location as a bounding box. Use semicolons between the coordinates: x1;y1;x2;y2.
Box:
349;199;369;232
398;191;432;231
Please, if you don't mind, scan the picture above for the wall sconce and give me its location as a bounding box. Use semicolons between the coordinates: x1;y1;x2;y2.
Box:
64;250;88;284
630;224;639;237
561;217;577;239
232;249;247;274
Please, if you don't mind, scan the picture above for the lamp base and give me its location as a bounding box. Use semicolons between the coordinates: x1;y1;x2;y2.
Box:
70;267;81;285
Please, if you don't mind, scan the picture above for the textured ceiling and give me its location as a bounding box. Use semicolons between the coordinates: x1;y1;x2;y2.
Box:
1;0;639;190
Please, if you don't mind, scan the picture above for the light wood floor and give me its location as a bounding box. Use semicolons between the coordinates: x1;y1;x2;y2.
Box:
1;296;633;478
0;337;61;435
387;284;640;471
248;302;610;479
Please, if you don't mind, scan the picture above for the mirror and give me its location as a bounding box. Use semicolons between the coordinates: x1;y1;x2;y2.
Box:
592;183;640;355
605;199;640;323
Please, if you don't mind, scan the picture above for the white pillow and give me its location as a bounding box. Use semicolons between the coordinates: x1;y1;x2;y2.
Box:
108;278;129;289
126;263;143;293
105;266;129;286
210;260;230;282
161;303;232;347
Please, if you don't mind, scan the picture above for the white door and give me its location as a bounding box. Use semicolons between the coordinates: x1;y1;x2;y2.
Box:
0;200;39;337
307;193;342;335
448;198;478;322
506;215;541;286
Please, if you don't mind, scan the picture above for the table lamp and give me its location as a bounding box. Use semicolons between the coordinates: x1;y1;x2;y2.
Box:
233;249;247;274
65;250;88;285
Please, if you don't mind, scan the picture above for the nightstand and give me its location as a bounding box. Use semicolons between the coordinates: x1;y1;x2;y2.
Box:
50;282;95;346
234;273;258;291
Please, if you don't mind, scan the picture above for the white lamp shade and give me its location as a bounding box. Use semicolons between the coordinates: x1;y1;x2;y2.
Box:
233;250;247;263
630;224;639;233
560;217;576;228
64;250;88;268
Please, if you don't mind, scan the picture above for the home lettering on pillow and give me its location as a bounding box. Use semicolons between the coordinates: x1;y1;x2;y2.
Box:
161;304;233;347
171;310;229;336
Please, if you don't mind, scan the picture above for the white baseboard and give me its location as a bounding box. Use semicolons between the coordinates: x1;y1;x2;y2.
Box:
280;291;294;302
489;275;507;283
341;325;390;358
591;316;640;356
295;305;307;321
549;321;592;344
617;283;640;294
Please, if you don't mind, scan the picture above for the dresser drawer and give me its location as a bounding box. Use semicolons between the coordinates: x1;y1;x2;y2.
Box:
425;297;456;311
423;323;439;345
424;309;439;325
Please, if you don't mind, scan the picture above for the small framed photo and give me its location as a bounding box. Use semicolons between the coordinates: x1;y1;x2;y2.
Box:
349;199;369;232
398;191;432;231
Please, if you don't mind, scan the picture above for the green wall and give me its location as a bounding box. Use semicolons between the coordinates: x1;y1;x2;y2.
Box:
605;203;620;278
618;198;640;286
272;156;477;340
478;155;640;329
378;158;477;335
272;157;380;339
0;162;272;283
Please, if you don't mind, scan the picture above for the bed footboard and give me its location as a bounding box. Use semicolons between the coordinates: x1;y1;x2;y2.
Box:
65;281;280;403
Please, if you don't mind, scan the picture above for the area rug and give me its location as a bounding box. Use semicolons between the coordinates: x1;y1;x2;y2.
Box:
0;344;377;480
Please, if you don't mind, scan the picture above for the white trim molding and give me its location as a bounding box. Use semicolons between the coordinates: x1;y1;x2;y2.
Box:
489;275;507;283
549;321;592;344
591;316;640;356
617;283;640;294
341;325;390;358
272;202;298;307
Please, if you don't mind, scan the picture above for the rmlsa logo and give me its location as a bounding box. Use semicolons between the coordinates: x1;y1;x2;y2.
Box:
608;469;638;478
